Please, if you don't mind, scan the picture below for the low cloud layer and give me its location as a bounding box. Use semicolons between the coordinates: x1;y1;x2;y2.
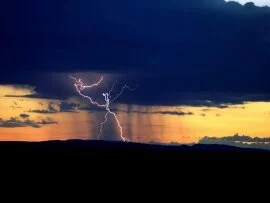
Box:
29;101;78;114
0;116;57;128
199;134;270;150
80;105;194;116
132;110;194;116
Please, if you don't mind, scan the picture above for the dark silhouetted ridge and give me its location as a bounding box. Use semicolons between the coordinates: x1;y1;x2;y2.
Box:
0;140;269;160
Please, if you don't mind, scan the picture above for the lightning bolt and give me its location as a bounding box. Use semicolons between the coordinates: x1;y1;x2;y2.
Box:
70;75;134;142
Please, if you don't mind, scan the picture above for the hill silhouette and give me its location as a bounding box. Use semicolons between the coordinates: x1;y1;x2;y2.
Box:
0;140;269;160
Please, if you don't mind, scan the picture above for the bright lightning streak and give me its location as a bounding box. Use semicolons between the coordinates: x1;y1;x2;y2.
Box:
70;75;134;142
69;76;106;107
111;85;134;103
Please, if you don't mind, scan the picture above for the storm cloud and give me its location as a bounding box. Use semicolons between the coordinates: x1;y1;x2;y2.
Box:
1;0;270;106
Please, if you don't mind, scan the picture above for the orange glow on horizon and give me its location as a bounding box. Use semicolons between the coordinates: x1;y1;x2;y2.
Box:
1;85;270;143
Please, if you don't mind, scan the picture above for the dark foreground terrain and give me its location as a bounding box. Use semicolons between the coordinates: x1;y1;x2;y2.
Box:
0;140;269;160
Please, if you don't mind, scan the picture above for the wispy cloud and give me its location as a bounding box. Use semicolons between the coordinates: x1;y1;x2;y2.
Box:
19;114;30;119
59;102;80;113
29;101;79;114
0;116;57;128
10;106;22;110
150;111;194;116
202;109;211;112
199;134;270;150
29;102;58;114
120;109;194;116
5;94;51;99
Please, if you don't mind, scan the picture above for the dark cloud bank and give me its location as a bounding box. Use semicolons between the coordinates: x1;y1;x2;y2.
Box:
1;0;270;106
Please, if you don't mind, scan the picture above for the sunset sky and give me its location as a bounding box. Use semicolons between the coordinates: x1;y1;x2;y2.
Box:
1;0;270;144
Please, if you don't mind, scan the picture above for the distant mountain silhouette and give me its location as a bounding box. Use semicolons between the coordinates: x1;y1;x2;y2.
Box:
0;140;269;160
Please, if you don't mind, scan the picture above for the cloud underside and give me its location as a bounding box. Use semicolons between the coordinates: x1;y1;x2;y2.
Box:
79;106;194;116
126;110;193;116
0;117;57;128
5;89;270;108
29;101;79;114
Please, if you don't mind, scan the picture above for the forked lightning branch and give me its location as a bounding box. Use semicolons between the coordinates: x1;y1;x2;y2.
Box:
70;75;134;141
